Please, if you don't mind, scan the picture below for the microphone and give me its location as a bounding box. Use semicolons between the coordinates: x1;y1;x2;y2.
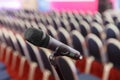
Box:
24;28;82;60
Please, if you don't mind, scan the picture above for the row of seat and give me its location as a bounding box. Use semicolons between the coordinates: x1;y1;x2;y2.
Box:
0;27;82;80
0;16;120;47
0;10;120;80
0;25;120;80
1;23;120;68
0;11;120;43
0;41;58;80
0;26;56;79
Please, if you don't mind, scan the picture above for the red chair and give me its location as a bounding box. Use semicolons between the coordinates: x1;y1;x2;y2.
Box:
55;56;79;80
10;52;21;79
6;50;14;76
48;74;56;80
0;43;12;72
75;57;86;73
108;67;120;80
0;43;7;62
17;57;30;80
28;63;44;80
90;60;104;79
3;47;13;66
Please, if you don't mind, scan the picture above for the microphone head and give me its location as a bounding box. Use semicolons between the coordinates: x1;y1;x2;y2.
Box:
24;28;50;47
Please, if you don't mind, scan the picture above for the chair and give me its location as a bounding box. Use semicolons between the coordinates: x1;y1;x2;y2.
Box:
103;13;114;25
26;43;45;70
8;30;21;51
102;63;114;80
24;20;32;29
60;18;71;31
75;57;87;73
57;27;72;46
28;61;55;80
86;33;107;63
18;19;26;32
38;48;55;74
111;14;119;24
116;19;120;30
38;23;48;33
100;36;120;80
108;67;120;80
24;29;55;79
47;25;58;39
0;39;16;80
73;13;83;23
28;62;44;80
17;57;31;80
92;12;103;25
85;34;106;79
42;16;49;25
105;24;120;40
76;56;102;80
82;13;92;24
79;20;91;37
12;19;21;32
89;60;104;79
0;43;10;71
30;21;39;29
0;43;8;63
49;10;60;18
38;48;58;80
67;12;74;20
26;43;39;62
71;30;85;55
91;22;104;39
1;28;13;47
52;17;61;30
15;33;31;60
46;15;53;25
69;18;80;31
34;15;41;24
7;51;31;80
5;47;14;74
61;11;67;19
55;56;79;80
0;28;6;42
3;46;13;67
9;52;21;79
6;20;13;30
106;38;120;69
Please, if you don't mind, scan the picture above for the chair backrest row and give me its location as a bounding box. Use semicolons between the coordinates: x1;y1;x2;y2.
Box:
0;43;56;80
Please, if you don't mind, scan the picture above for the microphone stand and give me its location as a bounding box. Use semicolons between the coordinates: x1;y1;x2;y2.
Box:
49;47;65;80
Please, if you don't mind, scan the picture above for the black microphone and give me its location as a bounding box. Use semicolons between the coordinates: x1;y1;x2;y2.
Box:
24;28;82;60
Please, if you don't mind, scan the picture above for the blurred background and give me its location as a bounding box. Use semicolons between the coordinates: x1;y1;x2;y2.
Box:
0;0;119;12
0;0;120;80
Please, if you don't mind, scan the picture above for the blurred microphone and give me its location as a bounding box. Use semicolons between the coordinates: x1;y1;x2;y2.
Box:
24;28;82;60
